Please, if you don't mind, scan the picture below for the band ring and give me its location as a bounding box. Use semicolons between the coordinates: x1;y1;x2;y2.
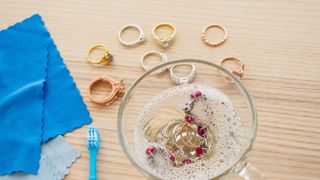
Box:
87;44;113;64
169;63;196;85
87;76;126;105
118;24;146;46
152;23;176;48
140;51;168;75
219;57;245;81
201;24;228;47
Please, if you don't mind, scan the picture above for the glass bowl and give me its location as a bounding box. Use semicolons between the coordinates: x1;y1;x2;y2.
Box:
117;59;264;179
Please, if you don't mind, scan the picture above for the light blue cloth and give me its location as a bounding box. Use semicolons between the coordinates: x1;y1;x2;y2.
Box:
0;136;81;180
0;14;91;175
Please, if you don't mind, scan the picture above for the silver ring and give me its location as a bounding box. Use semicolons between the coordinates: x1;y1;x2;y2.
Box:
169;63;196;85
119;24;146;46
141;51;168;74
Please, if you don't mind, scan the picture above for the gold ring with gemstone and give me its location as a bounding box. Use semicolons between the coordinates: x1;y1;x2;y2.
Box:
152;23;176;48
140;51;168;75
87;44;113;64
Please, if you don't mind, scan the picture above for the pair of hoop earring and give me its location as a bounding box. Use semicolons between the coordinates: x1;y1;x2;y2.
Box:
118;23;176;48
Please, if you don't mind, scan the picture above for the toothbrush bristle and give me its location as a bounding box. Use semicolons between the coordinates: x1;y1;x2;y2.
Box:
87;127;100;149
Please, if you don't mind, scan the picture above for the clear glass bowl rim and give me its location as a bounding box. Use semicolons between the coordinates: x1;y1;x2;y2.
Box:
117;59;257;179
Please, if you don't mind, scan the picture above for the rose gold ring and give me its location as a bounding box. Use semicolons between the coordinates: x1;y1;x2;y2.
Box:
201;24;228;47
219;57;245;81
87;76;126;105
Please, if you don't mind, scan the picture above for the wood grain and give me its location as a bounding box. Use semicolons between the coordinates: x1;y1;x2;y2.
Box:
0;0;319;179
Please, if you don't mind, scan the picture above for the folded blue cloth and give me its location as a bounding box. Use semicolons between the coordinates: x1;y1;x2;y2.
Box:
0;14;92;175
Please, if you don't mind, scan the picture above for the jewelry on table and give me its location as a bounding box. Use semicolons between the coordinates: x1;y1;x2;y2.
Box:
201;24;228;47
140;51;168;74
219;57;245;81
152;23;176;48
119;24;146;46
87;44;113;64
87;76;126;105
169;63;196;85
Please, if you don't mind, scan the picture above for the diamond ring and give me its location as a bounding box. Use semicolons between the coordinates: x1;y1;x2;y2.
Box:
169;63;196;85
152;23;176;48
119;24;146;46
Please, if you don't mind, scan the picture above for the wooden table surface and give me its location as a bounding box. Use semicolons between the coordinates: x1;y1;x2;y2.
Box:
1;0;320;179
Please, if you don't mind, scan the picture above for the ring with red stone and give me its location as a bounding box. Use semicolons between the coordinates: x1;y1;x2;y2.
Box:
160;119;214;166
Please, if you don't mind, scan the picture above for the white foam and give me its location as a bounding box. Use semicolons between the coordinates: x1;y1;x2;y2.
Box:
133;84;245;179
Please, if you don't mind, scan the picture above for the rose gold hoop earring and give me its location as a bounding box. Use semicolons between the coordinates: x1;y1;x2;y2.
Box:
219;57;245;82
87;76;126;105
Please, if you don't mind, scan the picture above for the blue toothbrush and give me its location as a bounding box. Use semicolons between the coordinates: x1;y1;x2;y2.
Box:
87;127;100;180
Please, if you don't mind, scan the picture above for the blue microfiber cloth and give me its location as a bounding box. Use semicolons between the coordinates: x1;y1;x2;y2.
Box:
0;14;92;175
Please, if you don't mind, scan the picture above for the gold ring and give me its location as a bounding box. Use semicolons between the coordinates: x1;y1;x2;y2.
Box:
152;23;176;48
140;51;168;75
201;24;228;47
87;44;113;64
219;57;245;81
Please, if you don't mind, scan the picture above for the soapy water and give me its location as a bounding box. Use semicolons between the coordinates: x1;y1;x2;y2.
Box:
133;84;245;179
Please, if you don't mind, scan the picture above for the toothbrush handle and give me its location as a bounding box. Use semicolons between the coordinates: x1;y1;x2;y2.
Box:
89;150;97;180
